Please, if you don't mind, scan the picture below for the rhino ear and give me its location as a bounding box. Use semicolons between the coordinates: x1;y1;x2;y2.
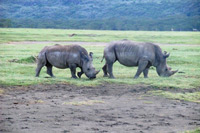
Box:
81;52;89;62
89;52;93;59
163;51;170;58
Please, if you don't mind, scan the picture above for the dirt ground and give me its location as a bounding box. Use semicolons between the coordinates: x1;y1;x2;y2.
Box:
0;84;199;133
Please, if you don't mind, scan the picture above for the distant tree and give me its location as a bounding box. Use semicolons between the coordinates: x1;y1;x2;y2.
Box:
0;19;11;28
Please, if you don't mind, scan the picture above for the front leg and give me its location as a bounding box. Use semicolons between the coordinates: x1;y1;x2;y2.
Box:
69;64;78;79
134;60;148;79
77;67;84;78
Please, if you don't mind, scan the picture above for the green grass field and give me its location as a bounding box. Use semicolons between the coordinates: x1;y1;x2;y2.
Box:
0;28;200;102
0;28;200;44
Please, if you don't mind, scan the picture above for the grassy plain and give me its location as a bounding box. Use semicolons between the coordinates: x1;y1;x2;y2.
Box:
0;28;200;102
0;28;200;44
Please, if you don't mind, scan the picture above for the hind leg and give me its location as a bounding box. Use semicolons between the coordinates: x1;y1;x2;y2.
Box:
102;64;108;77
35;53;46;77
35;63;45;77
45;58;55;77
143;66;150;78
107;63;115;78
46;65;55;77
103;47;117;78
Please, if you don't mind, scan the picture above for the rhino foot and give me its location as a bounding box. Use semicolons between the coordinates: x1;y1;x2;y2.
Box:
134;76;139;79
77;72;83;78
103;74;108;77
71;76;78;79
109;76;115;79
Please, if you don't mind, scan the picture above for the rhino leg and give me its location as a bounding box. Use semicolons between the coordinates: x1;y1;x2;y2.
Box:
45;60;55;77
36;64;44;77
104;50;116;78
46;66;54;77
77;67;84;78
143;67;149;78
134;60;148;79
35;56;46;77
107;63;115;78
102;64;108;77
69;64;78;79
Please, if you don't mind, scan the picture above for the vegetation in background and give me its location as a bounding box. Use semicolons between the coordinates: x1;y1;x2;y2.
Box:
8;55;37;64
0;0;199;31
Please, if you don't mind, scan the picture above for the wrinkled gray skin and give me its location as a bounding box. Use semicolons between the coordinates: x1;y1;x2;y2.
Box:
102;40;178;78
36;44;100;79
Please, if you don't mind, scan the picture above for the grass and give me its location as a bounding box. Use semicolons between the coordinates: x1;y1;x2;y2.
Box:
0;42;200;89
0;28;200;103
185;128;200;133
0;28;200;44
8;55;37;64
149;90;200;103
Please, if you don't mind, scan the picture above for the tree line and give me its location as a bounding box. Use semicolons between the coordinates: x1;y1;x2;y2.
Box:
0;15;199;31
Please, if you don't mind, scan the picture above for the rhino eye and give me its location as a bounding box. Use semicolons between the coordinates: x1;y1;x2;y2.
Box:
165;68;168;71
87;68;90;71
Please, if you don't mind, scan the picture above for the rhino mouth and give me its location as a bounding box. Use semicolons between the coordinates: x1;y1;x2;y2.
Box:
89;76;96;80
159;69;178;77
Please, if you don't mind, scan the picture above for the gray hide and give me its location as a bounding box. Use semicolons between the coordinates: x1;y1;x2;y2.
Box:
102;40;178;78
36;44;100;79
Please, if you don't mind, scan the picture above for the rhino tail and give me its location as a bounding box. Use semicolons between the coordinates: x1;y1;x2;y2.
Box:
44;52;50;66
44;52;47;63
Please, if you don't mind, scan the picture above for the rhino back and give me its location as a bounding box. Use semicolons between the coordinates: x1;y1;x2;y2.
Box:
111;41;158;66
44;45;86;68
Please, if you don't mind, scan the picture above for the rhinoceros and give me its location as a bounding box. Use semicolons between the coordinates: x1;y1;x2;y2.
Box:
35;44;100;79
102;40;178;78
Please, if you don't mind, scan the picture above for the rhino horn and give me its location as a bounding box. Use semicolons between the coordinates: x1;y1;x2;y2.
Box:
95;70;100;75
170;69;178;76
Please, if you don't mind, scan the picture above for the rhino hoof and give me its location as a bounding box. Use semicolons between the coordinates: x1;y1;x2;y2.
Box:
71;76;78;79
103;74;108;77
77;72;82;78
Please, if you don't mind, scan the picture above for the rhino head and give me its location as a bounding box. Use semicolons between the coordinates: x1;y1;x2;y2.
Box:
156;51;178;77
81;52;100;79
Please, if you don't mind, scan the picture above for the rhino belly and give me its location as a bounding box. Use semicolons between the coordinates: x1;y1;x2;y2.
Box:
117;55;138;67
46;52;69;69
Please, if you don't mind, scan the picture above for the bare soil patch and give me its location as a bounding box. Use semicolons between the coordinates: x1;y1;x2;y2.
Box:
0;84;199;133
